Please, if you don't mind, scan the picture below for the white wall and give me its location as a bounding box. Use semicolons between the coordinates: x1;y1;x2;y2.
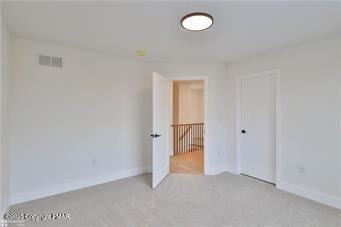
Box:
6;31;340;210
173;81;204;124
190;86;204;123
9;38;152;204
226;36;341;208
0;4;11;216
152;62;230;175
0;2;4;215
338;38;341;205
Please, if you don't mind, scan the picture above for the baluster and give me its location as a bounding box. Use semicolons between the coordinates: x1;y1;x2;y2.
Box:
180;125;183;154
190;125;193;151
177;126;179;155
184;125;186;153
173;126;175;155
196;124;198;150
181;125;183;154
183;125;185;154
201;124;205;150
199;124;201;148
201;124;203;149
200;124;202;149
179;125;181;154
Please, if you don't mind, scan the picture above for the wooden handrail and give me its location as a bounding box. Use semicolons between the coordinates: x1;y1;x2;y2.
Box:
171;123;204;127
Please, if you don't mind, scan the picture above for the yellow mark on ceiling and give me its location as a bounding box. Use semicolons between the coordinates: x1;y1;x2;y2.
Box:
136;50;146;57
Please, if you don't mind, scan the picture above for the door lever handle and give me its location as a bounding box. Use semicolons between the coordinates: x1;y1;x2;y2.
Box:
150;134;161;138
241;130;247;134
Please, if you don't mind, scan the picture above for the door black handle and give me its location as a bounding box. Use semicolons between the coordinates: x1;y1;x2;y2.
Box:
150;134;161;138
241;130;247;134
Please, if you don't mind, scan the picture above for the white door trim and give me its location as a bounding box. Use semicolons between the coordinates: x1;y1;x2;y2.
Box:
168;76;208;175
235;69;281;184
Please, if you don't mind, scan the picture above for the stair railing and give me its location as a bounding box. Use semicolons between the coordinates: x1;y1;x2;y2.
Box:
171;123;204;155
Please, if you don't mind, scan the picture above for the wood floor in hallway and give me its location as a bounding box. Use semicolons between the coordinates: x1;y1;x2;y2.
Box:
170;150;204;174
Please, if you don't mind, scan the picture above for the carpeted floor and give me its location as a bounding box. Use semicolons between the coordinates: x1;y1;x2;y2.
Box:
7;173;341;226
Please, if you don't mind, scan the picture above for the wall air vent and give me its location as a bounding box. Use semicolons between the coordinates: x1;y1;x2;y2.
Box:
51;57;63;68
38;54;63;68
39;55;50;66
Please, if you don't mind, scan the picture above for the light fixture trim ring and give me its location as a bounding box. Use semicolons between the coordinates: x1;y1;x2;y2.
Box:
181;12;214;31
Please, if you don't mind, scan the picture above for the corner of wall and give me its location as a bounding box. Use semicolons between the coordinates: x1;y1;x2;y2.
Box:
205;164;237;175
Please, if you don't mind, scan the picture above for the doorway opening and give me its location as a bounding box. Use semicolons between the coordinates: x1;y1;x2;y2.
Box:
169;80;205;174
152;73;207;188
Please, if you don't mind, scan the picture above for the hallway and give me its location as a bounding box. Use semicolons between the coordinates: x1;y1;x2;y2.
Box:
170;150;204;174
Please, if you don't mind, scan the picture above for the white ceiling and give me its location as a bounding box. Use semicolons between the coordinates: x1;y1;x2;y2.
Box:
3;1;341;63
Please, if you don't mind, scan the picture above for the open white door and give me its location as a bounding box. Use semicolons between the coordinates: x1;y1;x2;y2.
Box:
152;72;170;188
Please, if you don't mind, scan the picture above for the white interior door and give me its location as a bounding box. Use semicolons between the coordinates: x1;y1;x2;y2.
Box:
152;72;170;188
240;74;276;183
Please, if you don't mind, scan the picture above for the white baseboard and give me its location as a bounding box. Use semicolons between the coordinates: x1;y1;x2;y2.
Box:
277;180;341;210
10;166;150;206
205;165;237;175
9;167;340;211
225;165;237;174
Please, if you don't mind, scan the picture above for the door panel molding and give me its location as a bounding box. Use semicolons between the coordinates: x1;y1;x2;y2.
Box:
235;69;281;184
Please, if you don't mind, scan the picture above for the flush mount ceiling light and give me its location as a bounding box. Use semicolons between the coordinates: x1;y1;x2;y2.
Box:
181;12;213;31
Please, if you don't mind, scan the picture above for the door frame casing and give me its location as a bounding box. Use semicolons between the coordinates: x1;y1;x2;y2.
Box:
168;76;208;175
235;69;281;184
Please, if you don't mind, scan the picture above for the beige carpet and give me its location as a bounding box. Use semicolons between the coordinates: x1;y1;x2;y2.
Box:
7;173;341;227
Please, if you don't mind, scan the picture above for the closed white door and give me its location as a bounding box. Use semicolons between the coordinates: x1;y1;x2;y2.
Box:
240;74;276;183
152;72;170;188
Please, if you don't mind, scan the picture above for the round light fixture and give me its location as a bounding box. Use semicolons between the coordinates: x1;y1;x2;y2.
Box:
181;12;213;31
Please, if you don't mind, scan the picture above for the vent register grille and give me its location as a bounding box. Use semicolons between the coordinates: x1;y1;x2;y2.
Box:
39;55;63;68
